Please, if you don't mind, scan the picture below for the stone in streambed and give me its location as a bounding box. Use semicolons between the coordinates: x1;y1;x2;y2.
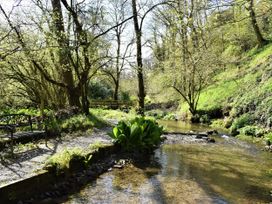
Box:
207;138;215;143
113;164;123;169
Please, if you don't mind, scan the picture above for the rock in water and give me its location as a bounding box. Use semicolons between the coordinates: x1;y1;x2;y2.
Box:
113;164;123;169
266;140;271;146
207;138;215;143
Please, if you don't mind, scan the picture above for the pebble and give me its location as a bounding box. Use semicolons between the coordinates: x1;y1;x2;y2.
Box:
264;145;272;152
113;164;123;169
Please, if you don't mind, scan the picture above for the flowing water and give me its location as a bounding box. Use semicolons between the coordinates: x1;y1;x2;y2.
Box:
62;121;272;204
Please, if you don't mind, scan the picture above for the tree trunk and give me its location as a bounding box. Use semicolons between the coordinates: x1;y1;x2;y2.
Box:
132;0;145;115
81;82;90;115
51;0;80;107
248;0;268;47
114;29;121;101
113;79;119;101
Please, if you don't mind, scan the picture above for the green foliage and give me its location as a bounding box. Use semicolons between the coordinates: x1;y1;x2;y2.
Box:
145;109;166;119
120;91;130;101
44;112;61;135
230;114;254;136
239;126;264;137
199;114;211;124
90;108;138;121
264;132;272;143
108;117;163;151
145;110;176;121
88;81;113;100
89;141;110;150
162;113;176;120
61;114;94;132
45;148;85;174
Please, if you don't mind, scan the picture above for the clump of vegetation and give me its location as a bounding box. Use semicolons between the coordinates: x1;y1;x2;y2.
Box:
45;143;113;174
230;114;254;135
44;112;61;136
239;126;265;137
145;109;166;119
90;108;139;122
61;114;94;132
45;148;86;174
264;133;272;144
108;117;163;151
89;141;111;150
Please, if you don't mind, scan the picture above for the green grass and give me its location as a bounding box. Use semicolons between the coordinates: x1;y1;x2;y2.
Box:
45;148;85;172
45;143;113;174
195;44;272;118
175;43;272;139
198;80;239;110
90;108;137;121
248;44;272;67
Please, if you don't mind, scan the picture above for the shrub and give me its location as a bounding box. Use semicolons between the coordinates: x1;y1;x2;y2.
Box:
197;107;223;119
230;114;253;136
265;132;272;143
120;91;130;101
200;114;211;124
162;113;176;120
88;81;113;100
239;126;264;137
108;117;163;151
61;114;94;132
191;114;200;123
145;110;166;119
44;112;61;136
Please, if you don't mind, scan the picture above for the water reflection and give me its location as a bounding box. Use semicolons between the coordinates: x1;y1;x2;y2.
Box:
63;142;272;204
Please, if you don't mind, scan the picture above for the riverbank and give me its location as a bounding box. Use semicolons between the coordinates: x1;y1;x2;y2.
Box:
0;127;112;187
0;126;226;203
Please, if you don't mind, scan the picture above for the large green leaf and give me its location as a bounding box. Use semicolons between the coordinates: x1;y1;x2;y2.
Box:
107;117;164;151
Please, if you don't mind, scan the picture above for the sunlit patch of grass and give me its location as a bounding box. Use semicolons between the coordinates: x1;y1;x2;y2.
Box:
45;148;85;172
90;108;137;121
89;141;111;150
249;44;272;67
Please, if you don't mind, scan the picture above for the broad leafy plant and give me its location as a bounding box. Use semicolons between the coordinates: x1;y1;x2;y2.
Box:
108;117;163;151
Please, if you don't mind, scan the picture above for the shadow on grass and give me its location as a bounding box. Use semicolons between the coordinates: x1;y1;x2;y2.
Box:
87;111;111;129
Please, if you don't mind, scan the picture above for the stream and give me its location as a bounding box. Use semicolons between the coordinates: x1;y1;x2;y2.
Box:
61;121;272;204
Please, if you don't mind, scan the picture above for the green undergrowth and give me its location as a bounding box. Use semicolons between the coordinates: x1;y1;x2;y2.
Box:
197;44;272;117
60;114;101;132
90;108;138;121
179;44;272;140
145;109;176;120
0;108;50;116
90;108;156;122
45;142;111;174
45;113;107;135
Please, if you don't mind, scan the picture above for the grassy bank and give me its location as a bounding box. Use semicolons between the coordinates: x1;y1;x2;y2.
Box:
181;44;272;144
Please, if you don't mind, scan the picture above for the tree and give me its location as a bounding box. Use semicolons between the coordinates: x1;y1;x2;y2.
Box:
131;0;167;114
102;0;133;101
0;1;132;114
247;0;268;47
51;0;80;107
152;0;219;116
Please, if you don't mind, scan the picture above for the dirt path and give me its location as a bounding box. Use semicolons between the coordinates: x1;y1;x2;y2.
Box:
0;127;112;187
